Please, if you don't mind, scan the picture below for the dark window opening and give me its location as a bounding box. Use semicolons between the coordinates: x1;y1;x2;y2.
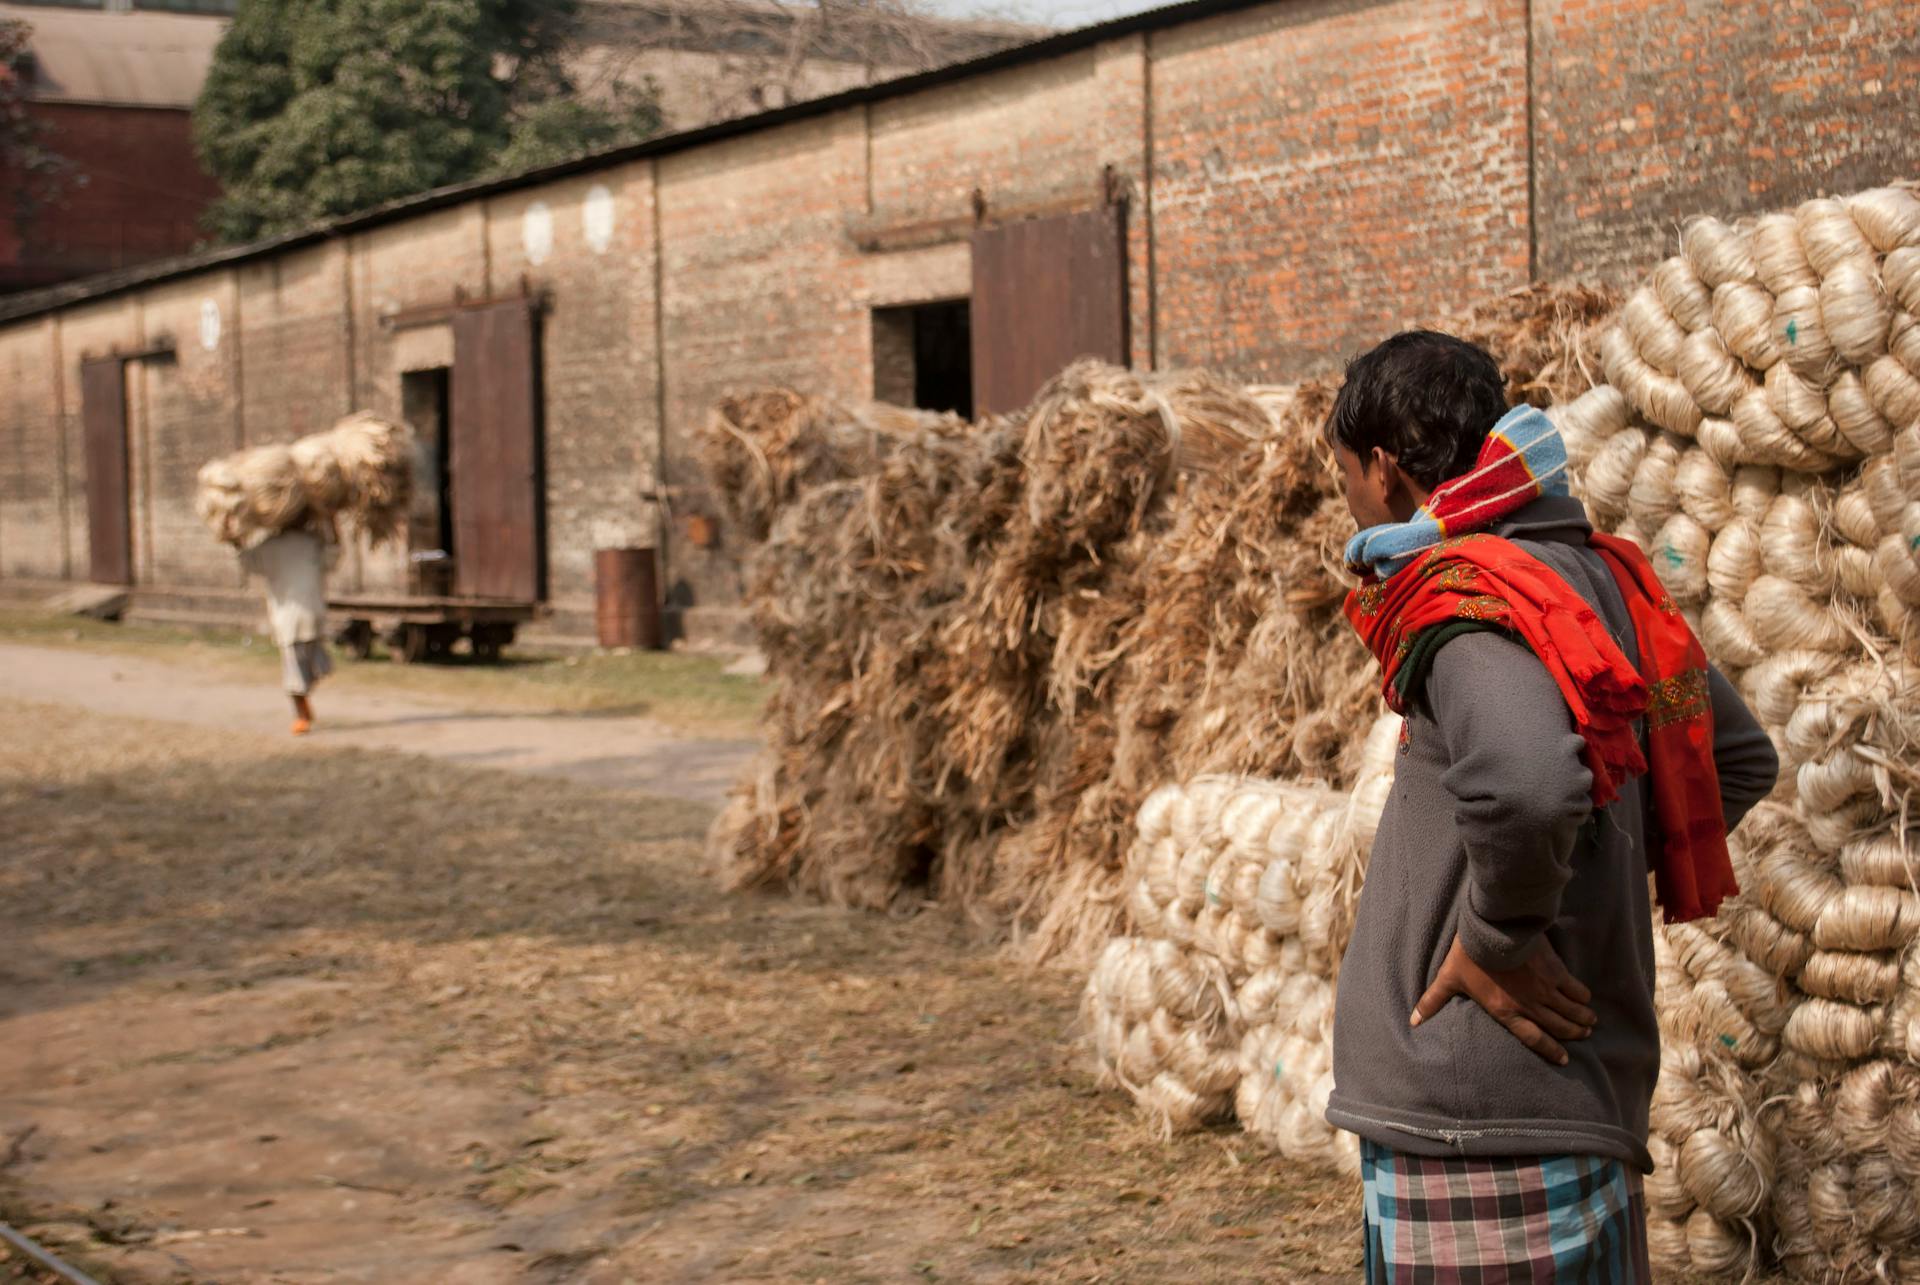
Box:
872;299;972;419
401;366;453;597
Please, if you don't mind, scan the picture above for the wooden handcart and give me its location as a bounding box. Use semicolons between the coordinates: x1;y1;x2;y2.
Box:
329;593;538;664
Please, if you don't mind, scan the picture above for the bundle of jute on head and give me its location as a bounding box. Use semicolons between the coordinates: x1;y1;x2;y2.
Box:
195;411;414;548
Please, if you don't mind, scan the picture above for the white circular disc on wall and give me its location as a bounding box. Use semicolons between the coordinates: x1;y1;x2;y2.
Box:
582;185;615;254
523;201;554;265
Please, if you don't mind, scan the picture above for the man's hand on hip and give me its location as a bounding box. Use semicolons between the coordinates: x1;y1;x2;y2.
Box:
1410;934;1596;1066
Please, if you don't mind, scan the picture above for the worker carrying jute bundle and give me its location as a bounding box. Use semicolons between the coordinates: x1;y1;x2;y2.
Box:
1321;332;1779;1282
241;516;337;736
195;412;411;735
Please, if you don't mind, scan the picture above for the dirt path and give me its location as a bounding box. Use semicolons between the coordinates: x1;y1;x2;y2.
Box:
0;699;1365;1284
0;642;756;804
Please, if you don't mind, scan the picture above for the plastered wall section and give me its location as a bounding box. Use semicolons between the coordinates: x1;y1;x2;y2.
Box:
1533;0;1920;282
0;318;65;579
133;274;244;587
1148;0;1531;380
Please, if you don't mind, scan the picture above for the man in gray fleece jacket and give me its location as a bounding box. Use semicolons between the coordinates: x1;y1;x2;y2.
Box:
1321;332;1778;1281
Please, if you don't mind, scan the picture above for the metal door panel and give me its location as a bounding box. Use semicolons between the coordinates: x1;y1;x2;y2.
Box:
81;356;131;585
450;302;543;602
970;205;1129;416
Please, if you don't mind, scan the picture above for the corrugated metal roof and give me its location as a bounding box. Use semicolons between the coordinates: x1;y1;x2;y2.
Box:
0;4;227;108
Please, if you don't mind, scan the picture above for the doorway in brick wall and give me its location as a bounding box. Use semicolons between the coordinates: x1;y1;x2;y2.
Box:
872;299;973;420
401;366;453;596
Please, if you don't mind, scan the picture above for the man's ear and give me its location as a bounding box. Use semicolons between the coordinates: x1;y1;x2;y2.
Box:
1368;446;1396;484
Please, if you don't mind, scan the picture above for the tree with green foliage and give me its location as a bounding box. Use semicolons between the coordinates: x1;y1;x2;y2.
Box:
193;0;662;244
1;18;72;230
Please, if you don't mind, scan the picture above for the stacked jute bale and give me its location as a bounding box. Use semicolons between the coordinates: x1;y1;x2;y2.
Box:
1083;713;1401;1174
705;284;1615;965
195;411;413;548
1547;183;1920;1280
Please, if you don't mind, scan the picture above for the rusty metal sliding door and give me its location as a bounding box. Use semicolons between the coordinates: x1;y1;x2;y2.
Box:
450;300;544;602
970;205;1129;416
81;356;131;585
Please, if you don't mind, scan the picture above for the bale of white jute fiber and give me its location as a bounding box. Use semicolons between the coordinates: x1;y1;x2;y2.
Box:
1666;921;1790;1035
1796;196;1877;277
1832;484;1882;550
1799;949;1901;1004
1839;833;1919;889
1796;747;1879;815
1865;353;1920;429
1892;309;1920;375
1702;600;1766;669
1650;512;1711;604
1683;215;1758;288
1738;383;1835;472
1846;187;1920;254
1884;247;1920;318
1694;415;1750;472
1722;900;1813;977
1781;996;1883;1063
1623;286;1689;375
1772;284;1838;385
1730;463;1783;522
1742;575;1854;654
1674;448;1736;529
1711;280;1783;371
1706;519;1763;601
1753;210;1820;294
1602;324;1702;439
1581;423;1647;522
1744;649;1845;729
1828;369;1897;457
1654;256;1715;332
1676;326;1752;416
1812;884;1920;954
1627;433;1683;532
1821;258;1894;366
1547;384;1631;470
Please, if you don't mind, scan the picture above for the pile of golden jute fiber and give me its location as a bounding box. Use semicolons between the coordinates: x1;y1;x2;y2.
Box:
196;411;413;549
701;282;1614;967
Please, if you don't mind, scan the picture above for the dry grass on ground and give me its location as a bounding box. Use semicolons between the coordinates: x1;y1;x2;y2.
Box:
0;699;1361;1283
0;608;766;736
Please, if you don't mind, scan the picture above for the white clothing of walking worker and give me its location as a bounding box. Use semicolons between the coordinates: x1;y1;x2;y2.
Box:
241;517;337;735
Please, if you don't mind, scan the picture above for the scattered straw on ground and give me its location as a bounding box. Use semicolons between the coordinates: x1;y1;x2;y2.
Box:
1;698;1365;1283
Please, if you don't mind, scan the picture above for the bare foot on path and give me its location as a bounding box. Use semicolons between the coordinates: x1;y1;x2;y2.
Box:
0;641;757;804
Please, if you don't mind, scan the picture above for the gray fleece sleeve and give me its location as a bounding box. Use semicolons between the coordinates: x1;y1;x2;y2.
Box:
1428;631;1595;972
1706;664;1778;830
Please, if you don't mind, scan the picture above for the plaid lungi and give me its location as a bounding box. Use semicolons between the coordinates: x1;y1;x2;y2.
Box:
1361;1140;1650;1284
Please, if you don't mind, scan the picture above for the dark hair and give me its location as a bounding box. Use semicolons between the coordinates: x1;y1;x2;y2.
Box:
1325;330;1508;489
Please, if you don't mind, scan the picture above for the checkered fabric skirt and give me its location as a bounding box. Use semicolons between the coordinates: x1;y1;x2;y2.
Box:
1361;1141;1651;1284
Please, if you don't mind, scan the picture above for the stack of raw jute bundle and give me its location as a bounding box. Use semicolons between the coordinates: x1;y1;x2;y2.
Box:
1083;714;1401;1174
195;411;413;549
703;284;1614;965
1542;183;1920;1279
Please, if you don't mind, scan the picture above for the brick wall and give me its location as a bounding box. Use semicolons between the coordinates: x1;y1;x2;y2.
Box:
1534;0;1920;282
0;0;1914;626
0;104;220;293
1151;0;1531;381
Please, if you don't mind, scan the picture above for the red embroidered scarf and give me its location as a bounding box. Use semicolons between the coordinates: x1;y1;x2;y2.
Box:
1344;532;1736;923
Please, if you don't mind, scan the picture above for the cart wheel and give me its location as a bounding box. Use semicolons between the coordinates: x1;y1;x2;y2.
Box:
343;620;374;661
471;623;513;663
425;623;460;660
392;623;428;664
